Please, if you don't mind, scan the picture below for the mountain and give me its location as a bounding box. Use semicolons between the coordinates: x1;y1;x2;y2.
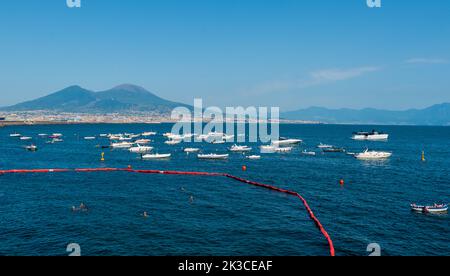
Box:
1;84;191;114
282;103;450;126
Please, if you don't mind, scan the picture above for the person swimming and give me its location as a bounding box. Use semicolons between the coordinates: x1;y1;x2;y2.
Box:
189;196;194;204
142;211;149;218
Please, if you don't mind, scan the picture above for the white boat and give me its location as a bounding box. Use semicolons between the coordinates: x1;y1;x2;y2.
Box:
142;153;171;159
51;138;63;143
135;139;151;144
52;133;63;137
38;133;48;137
198;154;229;160
111;142;133;148
20;136;32;141
165;140;182;145
10;133;21;137
99;134;108;137
411;204;448;214
109;135;121;140
223;134;235;141
352;130;389;141
142;132;157;137
260;145;277;153
317;143;333;149
211;140;225;144
271;139;302;146
230;145;252;152
275;147;293;153
196;134;210;141
302;150;316;156
84;136;96;140
355;149;392;160
246;155;261;160
119;136;133;141
184;148;200;153
129;145;153;154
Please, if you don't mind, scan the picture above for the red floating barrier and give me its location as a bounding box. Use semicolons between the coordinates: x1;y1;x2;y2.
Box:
0;166;335;256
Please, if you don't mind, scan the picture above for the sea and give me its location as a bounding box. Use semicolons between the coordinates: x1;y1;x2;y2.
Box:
0;123;449;256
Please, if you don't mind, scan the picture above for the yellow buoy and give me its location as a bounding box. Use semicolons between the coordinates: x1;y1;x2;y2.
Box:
101;152;105;162
421;151;426;162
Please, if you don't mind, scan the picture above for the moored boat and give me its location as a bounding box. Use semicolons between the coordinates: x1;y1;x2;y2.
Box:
354;149;392;160
142;153;171;159
198;154;229;160
352;130;389;141
411;204;448;214
230;145;252;152
111;142;133;148
129;145;153;154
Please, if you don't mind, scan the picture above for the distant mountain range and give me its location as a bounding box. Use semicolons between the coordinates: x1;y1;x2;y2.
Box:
281;103;450;126
1;84;449;125
0;84;191;114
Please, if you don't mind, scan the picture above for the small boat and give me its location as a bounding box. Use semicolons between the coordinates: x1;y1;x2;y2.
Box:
9;133;21;137
352;130;389;141
142;132;157;137
99;134;108;137
50;138;63;143
260;145;277;153
20;136;32;141
198;154;229;160
246;155;261;160
142;153;171;159
84;136;96;140
26;145;38;151
38;133;48;137
272;139;302;146
111;142;133;148
129;145;153;154
135;139;151;144
223;134;235;141
165;140;182;145
274;147;293;153
230;145;252;152
211;140;225;144
323;147;345;153
302;150;316;156
411;204;448;214
52;133;63;137
355;149;392;160
119;136;133;141
184;148;200;153
317;143;333;149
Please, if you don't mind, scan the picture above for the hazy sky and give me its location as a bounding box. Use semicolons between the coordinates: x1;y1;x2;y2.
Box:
0;0;449;111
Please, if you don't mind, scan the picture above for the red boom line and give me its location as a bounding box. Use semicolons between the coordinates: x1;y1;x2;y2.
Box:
0;167;335;256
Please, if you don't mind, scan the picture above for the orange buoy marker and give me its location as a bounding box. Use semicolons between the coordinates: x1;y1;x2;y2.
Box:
100;152;105;162
242;165;247;172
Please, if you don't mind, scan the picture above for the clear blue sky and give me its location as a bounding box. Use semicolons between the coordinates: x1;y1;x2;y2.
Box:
0;0;449;111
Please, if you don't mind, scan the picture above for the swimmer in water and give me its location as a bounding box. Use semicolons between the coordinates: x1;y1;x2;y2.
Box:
189;196;194;204
142;211;149;218
79;203;88;211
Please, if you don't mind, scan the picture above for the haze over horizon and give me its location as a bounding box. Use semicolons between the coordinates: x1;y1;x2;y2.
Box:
0;0;449;110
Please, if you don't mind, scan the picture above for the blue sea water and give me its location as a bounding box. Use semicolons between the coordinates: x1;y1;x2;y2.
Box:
0;123;449;256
